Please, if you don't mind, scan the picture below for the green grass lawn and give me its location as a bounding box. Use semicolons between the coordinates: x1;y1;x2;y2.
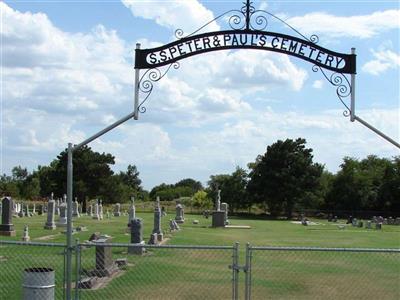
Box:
1;211;399;299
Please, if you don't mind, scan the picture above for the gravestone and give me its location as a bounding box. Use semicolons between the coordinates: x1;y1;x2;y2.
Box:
351;218;357;227
161;206;167;216
114;203;121;217
94;235;117;277
395;217;400;225
32;203;36;215
0;197;16;236
99;200;104;220
129;218;145;255
357;220;363;228
383;218;388;225
346;215;353;224
333;216;338;222
92;202;100;220
73;198;80;218
221;202;229;225
151;197;163;242
212;190;225;227
18;204;24;217
388;217;394;225
169;219;180;231
22;225;30;242
44;200;56;230
148;233;158;245
127;197;136;227
25;204;31;217
366;221;372;229
175;203;185;223
376;223;382;230
57;203;68;227
55;198;60;216
88;204;93;217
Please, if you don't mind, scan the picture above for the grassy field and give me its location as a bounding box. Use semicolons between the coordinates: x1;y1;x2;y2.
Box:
1;211;399;299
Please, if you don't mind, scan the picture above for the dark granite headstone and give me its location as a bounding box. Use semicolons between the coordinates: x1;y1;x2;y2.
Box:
0;197;16;236
129;218;145;254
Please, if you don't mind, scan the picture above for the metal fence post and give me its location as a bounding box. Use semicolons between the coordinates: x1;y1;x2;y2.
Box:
245;243;252;300
232;242;239;300
74;239;80;300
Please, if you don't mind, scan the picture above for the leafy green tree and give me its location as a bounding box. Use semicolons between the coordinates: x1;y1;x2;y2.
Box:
192;190;212;209
49;145;115;202
327;155;392;211
378;156;400;211
118;164;142;191
175;178;203;193
247;138;323;218
207;167;249;212
0;174;20;197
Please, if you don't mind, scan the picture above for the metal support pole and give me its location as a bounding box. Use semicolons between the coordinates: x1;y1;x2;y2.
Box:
74;111;136;150
66;143;73;300
350;48;356;122
134;43;141;120
354;115;400;149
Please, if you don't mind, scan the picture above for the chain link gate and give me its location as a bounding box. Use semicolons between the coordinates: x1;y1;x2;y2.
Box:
74;242;237;300
244;245;400;300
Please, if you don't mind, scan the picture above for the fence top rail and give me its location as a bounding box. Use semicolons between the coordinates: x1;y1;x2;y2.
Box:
0;240;66;247
249;246;400;253
79;242;234;250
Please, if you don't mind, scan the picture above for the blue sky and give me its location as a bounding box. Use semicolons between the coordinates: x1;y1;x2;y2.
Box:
1;0;399;190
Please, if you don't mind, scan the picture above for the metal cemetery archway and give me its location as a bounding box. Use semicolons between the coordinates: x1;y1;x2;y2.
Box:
64;1;399;299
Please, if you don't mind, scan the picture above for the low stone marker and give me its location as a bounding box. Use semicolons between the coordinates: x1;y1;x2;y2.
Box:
22;225;30;242
114;203;121;217
175;203;185;223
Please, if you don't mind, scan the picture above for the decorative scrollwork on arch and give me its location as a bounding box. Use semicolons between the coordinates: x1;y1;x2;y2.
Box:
174;0;319;44
312;65;352;117
137;62;180;114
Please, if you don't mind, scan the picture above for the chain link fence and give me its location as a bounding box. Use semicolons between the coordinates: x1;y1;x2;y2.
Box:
1;240;399;300
75;243;235;300
0;240;67;300
246;246;400;300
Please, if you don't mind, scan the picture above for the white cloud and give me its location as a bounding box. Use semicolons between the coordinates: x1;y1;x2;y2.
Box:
286;10;400;39
2;2;399;190
121;0;219;35
312;80;323;89
362;49;400;75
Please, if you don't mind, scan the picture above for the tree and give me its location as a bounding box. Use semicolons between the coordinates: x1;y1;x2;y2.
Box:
192;190;212;209
247;138;323;218
118;164;142;191
378;156;400;211
0;174;20;197
207;167;249;212
326;156;392;211
49;145;116;202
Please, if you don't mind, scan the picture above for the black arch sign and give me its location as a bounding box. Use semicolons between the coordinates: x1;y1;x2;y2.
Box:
135;30;356;74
